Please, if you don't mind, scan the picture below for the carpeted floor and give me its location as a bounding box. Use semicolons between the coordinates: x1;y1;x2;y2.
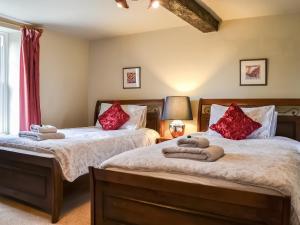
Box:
0;190;90;225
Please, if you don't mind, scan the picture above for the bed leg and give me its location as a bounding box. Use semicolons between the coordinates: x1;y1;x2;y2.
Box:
51;159;63;223
89;167;96;225
51;191;62;224
51;207;61;224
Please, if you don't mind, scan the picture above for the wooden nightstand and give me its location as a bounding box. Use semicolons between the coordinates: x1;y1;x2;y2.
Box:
156;137;172;144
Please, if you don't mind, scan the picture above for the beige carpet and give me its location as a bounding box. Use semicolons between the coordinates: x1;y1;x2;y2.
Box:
0;191;90;225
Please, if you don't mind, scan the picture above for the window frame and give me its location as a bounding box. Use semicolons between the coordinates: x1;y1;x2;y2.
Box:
0;31;9;134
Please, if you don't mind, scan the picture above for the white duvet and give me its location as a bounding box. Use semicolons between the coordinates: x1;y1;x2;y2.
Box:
101;133;300;225
0;127;159;182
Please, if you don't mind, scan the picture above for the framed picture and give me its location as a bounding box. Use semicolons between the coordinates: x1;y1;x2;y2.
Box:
123;67;141;89
240;59;268;86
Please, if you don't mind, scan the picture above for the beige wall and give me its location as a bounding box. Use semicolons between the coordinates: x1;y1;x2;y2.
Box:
88;14;300;135
40;30;89;128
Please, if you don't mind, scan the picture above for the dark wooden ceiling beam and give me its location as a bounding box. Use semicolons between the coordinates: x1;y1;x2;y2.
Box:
161;0;220;32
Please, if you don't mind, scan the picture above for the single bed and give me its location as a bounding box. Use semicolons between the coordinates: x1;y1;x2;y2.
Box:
0;99;164;223
90;98;300;225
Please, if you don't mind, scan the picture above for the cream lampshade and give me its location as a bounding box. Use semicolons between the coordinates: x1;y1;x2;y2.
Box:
162;96;193;138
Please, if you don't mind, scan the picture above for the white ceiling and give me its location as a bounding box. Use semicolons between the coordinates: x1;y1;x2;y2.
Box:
1;0;300;40
200;0;300;21
0;0;186;40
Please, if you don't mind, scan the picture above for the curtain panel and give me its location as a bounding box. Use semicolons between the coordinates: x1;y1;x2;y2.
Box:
19;27;42;131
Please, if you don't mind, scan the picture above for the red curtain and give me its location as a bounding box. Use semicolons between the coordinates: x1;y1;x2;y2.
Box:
19;28;43;131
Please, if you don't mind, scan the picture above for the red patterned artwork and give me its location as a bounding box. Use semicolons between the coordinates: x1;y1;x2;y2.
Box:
98;103;130;130
127;72;136;83
123;67;141;89
210;103;262;140
245;65;260;79
240;59;267;86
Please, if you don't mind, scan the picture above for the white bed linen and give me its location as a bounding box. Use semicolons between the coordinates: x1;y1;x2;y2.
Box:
101;133;300;225
0;127;159;182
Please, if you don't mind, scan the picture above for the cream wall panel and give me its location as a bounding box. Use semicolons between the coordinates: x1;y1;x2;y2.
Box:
89;14;300;134
40;30;89;128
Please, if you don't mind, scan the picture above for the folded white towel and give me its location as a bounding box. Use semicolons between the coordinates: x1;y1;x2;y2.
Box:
162;146;225;162
30;125;58;133
177;136;210;148
19;131;65;141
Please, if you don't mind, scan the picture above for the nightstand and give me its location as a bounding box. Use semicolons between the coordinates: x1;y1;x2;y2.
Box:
156;137;172;144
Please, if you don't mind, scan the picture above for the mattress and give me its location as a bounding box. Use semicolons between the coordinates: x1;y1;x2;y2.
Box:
100;133;300;224
0;127;159;182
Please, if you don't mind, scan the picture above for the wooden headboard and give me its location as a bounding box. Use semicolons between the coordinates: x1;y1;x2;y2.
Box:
94;99;164;136
198;99;300;141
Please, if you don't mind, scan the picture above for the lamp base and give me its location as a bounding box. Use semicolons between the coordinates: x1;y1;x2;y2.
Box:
169;120;185;138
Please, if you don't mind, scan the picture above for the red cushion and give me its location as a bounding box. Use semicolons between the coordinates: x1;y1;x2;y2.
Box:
98;103;130;130
210;103;262;140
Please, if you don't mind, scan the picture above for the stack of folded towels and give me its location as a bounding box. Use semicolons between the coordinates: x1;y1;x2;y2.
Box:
162;136;225;162
19;125;65;141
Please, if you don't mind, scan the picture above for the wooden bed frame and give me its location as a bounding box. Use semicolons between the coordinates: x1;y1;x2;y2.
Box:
0;99;164;223
90;98;300;225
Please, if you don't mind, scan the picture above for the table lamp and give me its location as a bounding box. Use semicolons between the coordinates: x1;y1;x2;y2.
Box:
162;96;193;138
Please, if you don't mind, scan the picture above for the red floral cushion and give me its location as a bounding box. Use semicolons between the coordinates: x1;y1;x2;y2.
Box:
98;103;130;130
210;103;262;140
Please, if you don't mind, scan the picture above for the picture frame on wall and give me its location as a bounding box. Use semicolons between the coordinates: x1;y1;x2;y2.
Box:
123;67;141;89
240;58;268;86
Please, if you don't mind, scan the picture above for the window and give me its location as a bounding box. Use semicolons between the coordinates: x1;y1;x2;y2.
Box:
0;28;20;135
0;32;8;134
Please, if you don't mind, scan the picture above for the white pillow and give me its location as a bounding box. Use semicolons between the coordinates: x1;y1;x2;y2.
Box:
270;111;278;137
96;103;147;130
208;104;275;139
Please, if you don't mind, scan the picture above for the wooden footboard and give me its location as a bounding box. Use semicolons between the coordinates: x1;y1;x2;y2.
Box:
90;168;291;225
0;149;63;223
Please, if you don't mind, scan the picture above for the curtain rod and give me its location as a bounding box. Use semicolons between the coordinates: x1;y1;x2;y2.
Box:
0;16;42;30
